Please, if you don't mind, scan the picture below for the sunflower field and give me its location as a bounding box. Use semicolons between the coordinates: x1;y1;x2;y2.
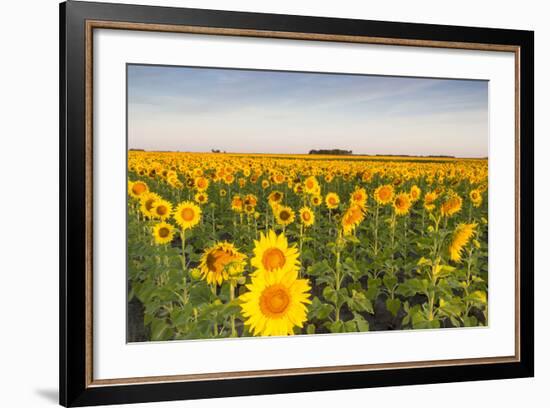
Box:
127;151;488;341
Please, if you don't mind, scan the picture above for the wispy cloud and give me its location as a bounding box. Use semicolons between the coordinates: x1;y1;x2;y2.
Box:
128;65;488;157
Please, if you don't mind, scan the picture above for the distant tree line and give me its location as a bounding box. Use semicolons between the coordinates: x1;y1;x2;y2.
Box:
309;149;352;156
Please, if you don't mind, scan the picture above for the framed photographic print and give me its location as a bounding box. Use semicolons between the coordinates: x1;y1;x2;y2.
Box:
59;1;534;406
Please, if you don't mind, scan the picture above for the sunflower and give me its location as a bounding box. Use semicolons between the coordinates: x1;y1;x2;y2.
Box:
152;222;175;245
199;242;247;285
393;193;412;216
268;191;284;206
374;184;394;205
261;179;270;189
128;180;148;199
341;204;365;235
311;195;322;207
275;206;295;226
449;223;477;262
304;176;319;194
424;191;438;212
325;192;340;209
440;194;463;217
350;187;368;208
469;189;483;207
299;206;315;227
410;185;422;202
194;176;209;192
244;194;258;207
150;199;173;220
194;192;208;205
139;192;161;218
251;230;300;276
231;195;244;212
219;189;227;197
174;201;201;230
239;268;311;336
272;173;285;184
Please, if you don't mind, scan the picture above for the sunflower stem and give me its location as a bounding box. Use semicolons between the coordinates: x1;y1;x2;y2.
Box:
373;204;379;256
229;281;236;337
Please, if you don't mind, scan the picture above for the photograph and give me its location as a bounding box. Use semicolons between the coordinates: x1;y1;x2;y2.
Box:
126;64;489;342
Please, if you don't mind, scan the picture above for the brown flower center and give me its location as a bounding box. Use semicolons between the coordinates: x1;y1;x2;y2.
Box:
260;285;291;317
158;227;170;238
181;207;195;221
262;248;286;271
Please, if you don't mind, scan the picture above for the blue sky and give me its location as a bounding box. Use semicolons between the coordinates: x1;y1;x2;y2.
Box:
127;64;488;157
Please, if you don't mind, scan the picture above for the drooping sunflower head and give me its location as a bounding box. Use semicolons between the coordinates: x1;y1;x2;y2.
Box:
350;187;368;208
174;201;202;230
410;185;422;202
393;192;412;216
440;194;463;217
199;242;247;285
275;206;295;226
424;191;438;212
128;180;148;199
449;223;477;262
231;195;244;212
194;192;209;205
374;184;394;205
150;199;173;220
239;268;311;336
152;222;175;245
299;206;315;227
251;230;300;276
341;204;365;235
325;192;340;209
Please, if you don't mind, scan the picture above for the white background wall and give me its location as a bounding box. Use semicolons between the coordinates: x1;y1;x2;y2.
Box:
0;0;545;407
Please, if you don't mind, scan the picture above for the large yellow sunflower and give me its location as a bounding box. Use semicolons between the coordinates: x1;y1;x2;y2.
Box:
374;184;394;205
194;176;209;192
350;187;368;208
199;242;246;285
239;268;311;336
341;204;365;235
194;192;208;205
139;192;161;218
268;190;284;206
410;185;422;202
174;201;201;230
449;223;477;262
128;180;148;199
275;206;295;226
251;230;300;276
311;194;322;207
299;206;315;227
393;193;412;216
440;194;463;217
325;192;340;209
304;176;319;194
152;222;175;245
231;195;244;212
150;199;173;220
469;189;483;208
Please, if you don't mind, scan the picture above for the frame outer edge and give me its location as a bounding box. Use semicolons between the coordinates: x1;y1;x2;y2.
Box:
59;1;68;406
61;1;534;405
